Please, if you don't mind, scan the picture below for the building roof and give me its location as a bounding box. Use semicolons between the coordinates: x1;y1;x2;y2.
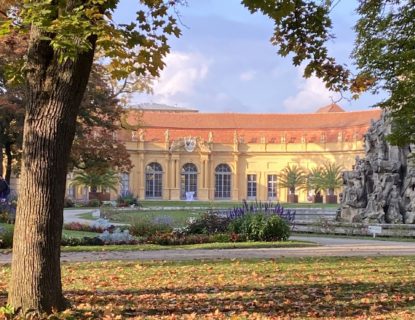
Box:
131;103;199;113
315;103;345;113
136;109;381;130
119;106;382;144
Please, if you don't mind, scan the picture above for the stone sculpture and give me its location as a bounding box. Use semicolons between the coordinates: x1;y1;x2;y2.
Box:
338;112;415;224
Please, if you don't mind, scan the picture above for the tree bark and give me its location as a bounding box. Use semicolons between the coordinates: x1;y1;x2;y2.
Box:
8;25;96;313
4;141;12;184
0;145;3;177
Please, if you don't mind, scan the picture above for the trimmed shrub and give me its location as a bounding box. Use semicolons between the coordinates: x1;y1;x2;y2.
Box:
64;197;75;208
61;236;105;246
129;218;173;237
117;192;141;207
229;213;290;241
87;199;101;207
0;227;13;248
260;215;291;241
185;212;231;235
146;233;214;246
63;221;110;233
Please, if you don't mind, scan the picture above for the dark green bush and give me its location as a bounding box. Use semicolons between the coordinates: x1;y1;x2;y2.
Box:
185;212;231;235
129;219;173;237
87;199;101;207
0;228;13;248
212;233;232;243
64;197;75;208
117;192;141;207
146;233;214;245
260;215;290;241
61;236;105;246
228;214;290;241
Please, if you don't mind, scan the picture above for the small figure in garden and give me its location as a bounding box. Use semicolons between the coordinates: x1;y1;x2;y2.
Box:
386;185;403;223
0;177;10;200
404;188;415;224
363;192;385;223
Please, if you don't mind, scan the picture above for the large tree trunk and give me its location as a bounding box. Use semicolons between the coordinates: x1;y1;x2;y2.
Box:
0;145;3;177
4;141;12;184
8;25;96;313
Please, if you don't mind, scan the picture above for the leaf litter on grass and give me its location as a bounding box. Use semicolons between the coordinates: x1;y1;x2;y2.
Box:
1;256;415;319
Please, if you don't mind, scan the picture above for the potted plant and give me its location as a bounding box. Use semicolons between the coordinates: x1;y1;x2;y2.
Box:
70;169;120;202
305;167;324;203
279;164;306;203
320;162;343;204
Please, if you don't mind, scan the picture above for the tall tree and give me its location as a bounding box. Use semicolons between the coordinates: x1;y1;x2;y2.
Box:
353;1;415;146
1;0;181;313
0;35;134;183
241;0;415;143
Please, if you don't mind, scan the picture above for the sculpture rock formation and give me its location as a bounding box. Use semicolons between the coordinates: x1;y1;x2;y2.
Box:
339;112;415;224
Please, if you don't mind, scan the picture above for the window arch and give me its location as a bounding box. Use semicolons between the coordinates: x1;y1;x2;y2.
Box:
181;163;198;199
215;164;231;199
145;162;163;198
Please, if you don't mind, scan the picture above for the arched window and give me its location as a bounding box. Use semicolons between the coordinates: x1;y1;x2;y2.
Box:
215;164;231;199
181;163;198;199
145;162;163;198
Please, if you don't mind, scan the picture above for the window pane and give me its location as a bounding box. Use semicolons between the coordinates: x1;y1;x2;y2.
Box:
267;174;277;199
247;174;257;198
145;163;163;198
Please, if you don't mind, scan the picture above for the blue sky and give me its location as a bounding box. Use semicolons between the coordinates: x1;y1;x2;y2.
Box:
114;1;385;113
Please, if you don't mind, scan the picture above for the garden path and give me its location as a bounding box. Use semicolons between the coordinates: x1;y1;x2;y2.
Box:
0;236;414;264
64;209;97;224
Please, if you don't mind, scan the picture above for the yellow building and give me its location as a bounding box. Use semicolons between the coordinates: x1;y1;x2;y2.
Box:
111;104;381;203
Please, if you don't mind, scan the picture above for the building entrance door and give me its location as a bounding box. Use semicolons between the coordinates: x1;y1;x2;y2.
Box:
181;163;197;199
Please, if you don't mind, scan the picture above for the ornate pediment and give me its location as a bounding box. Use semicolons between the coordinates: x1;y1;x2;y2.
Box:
169;137;211;153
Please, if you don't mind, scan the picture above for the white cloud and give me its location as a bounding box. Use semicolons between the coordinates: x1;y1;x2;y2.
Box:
239;70;256;81
282;70;335;113
152;51;210;97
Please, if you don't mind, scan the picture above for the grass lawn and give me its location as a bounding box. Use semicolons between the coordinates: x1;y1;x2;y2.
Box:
1;223;99;240
293;232;415;242
105;209;203;227
139;200;339;209
75;212;98;220
62;229;101;239
1;256;415;319
61;240;315;252
78;201;338;225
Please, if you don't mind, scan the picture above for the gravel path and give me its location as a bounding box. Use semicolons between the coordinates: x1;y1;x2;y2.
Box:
0;236;414;264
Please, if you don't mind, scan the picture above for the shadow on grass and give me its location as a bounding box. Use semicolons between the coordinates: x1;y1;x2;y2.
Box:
51;281;415;318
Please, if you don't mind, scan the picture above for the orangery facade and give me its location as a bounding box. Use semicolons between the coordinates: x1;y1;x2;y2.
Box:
99;104;381;203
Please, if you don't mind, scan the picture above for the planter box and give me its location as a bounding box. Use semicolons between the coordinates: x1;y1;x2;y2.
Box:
89;192;110;201
326;195;337;204
313;195;323;203
287;194;298;203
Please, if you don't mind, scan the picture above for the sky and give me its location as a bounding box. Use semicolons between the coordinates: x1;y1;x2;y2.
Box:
114;0;386;114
